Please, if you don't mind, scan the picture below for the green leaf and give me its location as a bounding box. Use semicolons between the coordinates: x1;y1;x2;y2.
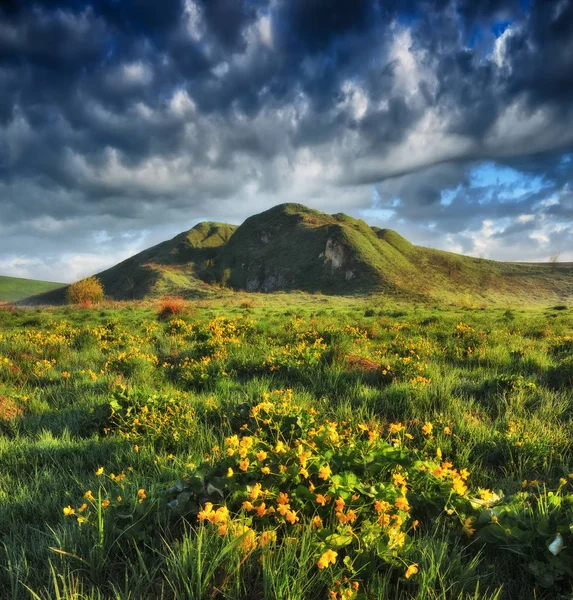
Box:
325;534;353;549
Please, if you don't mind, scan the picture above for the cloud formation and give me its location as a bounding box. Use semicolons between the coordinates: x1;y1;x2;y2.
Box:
1;0;572;281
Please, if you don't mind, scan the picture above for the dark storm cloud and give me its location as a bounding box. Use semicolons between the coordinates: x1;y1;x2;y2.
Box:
2;0;573;279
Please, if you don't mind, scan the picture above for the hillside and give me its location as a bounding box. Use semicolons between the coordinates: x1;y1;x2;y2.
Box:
0;275;65;302
22;203;573;305
29;222;237;304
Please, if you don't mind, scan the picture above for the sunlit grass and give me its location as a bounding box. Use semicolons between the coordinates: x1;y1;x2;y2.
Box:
0;300;571;599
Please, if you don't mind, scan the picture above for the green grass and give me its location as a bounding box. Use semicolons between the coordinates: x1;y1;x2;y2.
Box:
0;276;65;302
0;298;572;599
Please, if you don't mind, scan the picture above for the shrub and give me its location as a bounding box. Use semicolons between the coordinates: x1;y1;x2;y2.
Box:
66;276;104;305
0;395;23;422
157;296;185;320
240;299;255;310
455;293;478;309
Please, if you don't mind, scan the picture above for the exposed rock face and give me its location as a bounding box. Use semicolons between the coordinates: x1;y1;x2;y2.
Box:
246;277;259;292
246;272;286;292
323;237;346;270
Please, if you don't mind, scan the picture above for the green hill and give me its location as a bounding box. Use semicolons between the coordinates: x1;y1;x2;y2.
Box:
0;275;65;302
22;203;573;305
214;204;418;294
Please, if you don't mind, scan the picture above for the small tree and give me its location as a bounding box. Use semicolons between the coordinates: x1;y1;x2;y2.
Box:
66;276;104;306
220;268;231;288
550;254;559;273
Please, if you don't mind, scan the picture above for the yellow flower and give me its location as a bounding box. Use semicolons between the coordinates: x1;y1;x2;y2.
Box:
277;503;289;516
319;465;332;480
405;563;419;579
317;549;338;569
239;458;250;471
225;435;239;447
198;502;214;521
77;516;87;524
395;497;410;512
389;422;405;434
346;509;357;523
261;466;271;475
137;489;147;503
421;422;433;436
479;488;493;503
285;510;299;524
452;477;468;496
227;467;234;478
84;490;95;501
95;466;104;476
335;497;345;512
463;517;476;536
312;515;323;529
259;530;277;546
256;450;268;461
374;500;392;513
63;505;75;516
444;426;452;435
78;503;87;513
250;482;263;501
393;473;407;487
240;436;254;449
315;493;328;506
101;499;110;508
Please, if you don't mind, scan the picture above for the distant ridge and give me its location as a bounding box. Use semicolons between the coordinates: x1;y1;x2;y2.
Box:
23;203;573;305
0;275;65;302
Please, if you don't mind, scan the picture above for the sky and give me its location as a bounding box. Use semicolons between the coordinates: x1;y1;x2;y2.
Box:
1;0;573;283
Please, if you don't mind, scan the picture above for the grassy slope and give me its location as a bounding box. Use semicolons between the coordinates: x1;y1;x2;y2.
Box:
0;275;65;302
20;203;573;305
27;222;238;304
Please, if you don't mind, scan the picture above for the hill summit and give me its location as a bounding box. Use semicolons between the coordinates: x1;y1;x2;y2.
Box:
23;203;573;304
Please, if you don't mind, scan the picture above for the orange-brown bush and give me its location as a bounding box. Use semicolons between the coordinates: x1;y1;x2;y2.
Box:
66;276;104;305
157;296;186;320
0;396;23;422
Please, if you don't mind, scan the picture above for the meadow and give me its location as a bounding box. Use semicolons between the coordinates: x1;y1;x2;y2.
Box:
0;295;572;599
